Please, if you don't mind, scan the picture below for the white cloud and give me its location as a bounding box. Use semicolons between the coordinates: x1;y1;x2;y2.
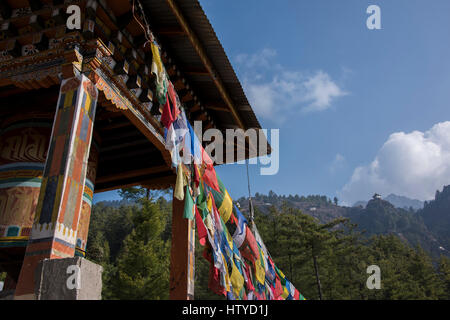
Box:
236;49;347;123
235;48;277;69
301;71;348;113
339;121;450;205
329;153;346;174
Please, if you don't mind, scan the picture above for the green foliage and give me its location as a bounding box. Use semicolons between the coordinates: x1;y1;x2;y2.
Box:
0;272;6;282
87;186;171;300
119;187;147;201
119;187;172;202
420;185;450;250
439;255;450;299
86;190;450;300
250;192;332;207
253;202;449;300
106;199;170;300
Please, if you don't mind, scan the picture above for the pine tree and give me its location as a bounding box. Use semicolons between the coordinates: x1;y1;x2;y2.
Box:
438;255;450;299
105;199;170;300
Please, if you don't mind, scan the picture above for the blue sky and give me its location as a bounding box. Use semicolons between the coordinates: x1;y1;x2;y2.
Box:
94;0;450;205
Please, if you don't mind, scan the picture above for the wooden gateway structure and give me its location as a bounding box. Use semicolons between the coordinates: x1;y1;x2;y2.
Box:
0;0;266;299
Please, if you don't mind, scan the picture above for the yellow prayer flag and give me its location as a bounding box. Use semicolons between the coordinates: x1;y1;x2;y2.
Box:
282;286;290;299
254;259;265;285
218;189;232;223
150;43;163;74
207;193;212;212
230;262;244;298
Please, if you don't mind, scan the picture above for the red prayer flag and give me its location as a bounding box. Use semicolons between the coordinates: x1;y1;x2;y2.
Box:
208;265;225;296
167;81;180;119
240;225;259;262
161;94;175;128
274;276;283;300
244;264;255;291
200;147;220;191
193;163;200;188
202;145;213;165
202;163;220;192
294;289;300;300
195;205;207;246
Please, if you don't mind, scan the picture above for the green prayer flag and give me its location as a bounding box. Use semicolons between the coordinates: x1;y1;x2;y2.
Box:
196;181;209;219
183;185;195;220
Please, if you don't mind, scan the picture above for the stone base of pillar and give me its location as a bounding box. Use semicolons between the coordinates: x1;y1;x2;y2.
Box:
0;290;15;300
34;257;103;300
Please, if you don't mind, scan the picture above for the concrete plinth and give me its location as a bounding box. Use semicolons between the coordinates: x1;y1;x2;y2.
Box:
34;257;103;300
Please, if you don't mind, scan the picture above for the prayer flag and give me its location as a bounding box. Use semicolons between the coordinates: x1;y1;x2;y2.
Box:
167;81;180;119
183;185;195;220
200;147;220;191
230;261;244;298
232;205;248;248
211;177;233;223
161;94;175;128
174;163;185;201
195;206;207;246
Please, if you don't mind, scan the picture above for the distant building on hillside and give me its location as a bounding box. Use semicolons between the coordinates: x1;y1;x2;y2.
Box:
373;193;382;200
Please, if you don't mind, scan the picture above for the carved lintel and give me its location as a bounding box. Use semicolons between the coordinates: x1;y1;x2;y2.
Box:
61;48;83;79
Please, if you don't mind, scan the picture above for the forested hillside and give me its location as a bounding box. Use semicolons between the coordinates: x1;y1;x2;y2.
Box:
237;187;450;259
420;186;450;252
85;187;450;300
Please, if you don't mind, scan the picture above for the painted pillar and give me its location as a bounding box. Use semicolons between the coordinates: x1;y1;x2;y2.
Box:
75;139;99;257
0;118;52;281
14;74;99;299
169;191;195;300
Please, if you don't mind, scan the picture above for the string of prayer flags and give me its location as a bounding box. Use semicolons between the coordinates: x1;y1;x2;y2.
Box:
150;36;305;301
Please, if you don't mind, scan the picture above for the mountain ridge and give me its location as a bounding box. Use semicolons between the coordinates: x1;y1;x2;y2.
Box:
236;187;450;258
353;194;424;211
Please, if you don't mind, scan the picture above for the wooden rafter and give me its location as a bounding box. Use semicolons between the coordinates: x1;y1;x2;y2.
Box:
95;165;169;184
165;0;246;130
